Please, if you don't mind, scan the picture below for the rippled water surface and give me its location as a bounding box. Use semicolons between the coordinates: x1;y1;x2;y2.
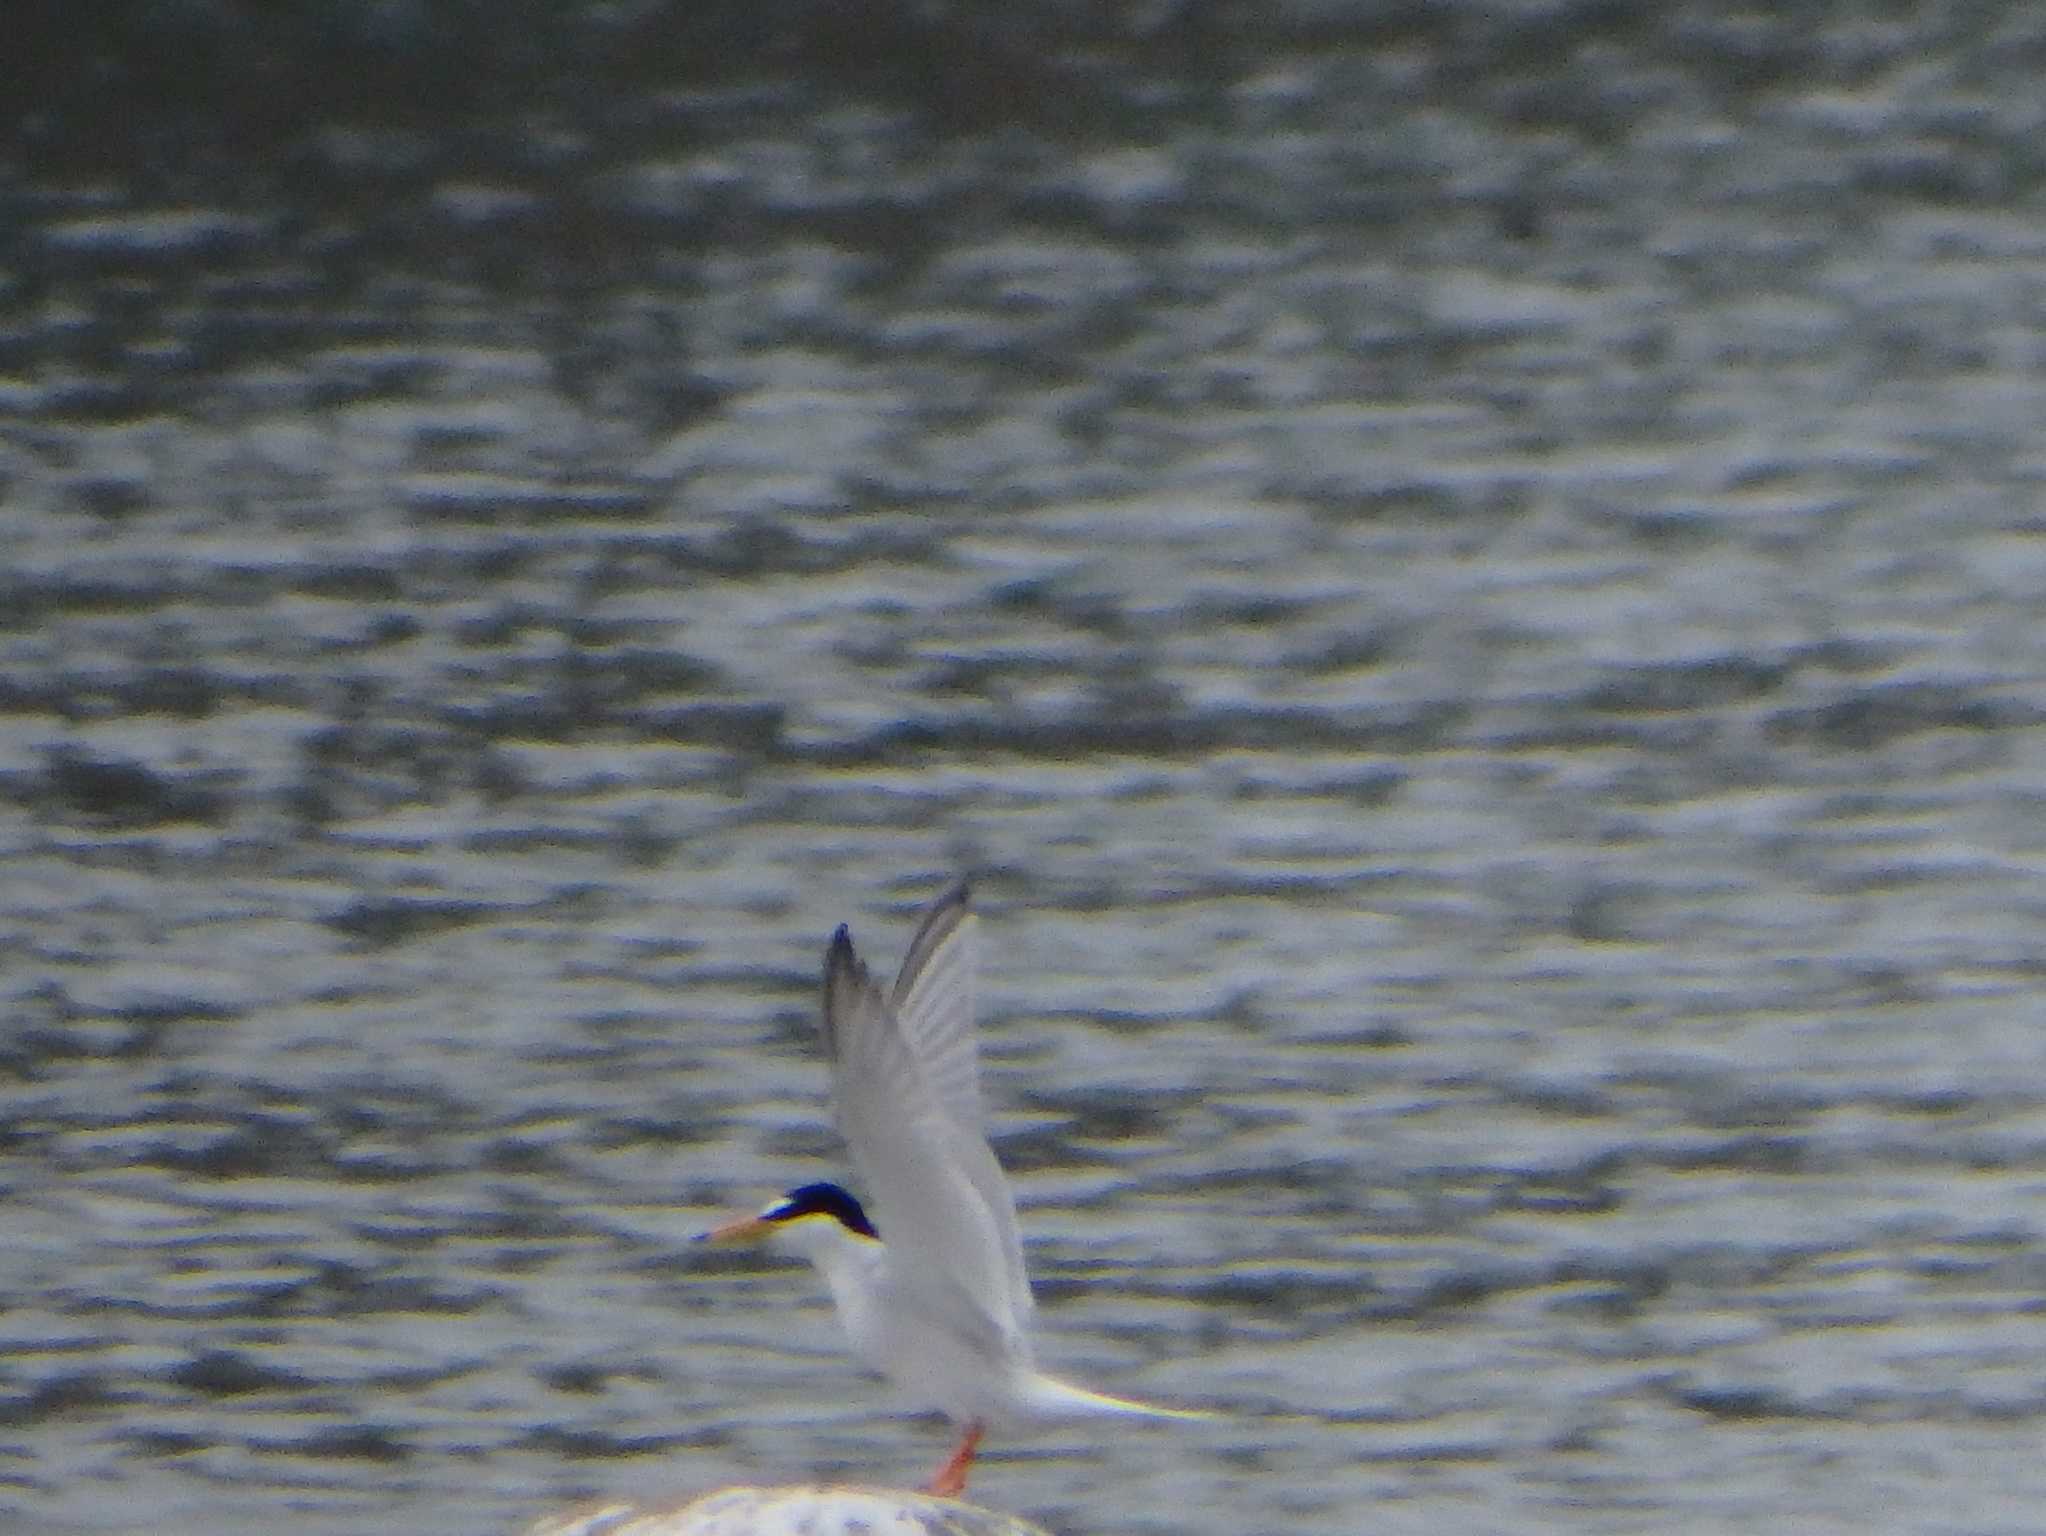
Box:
6;5;2046;1534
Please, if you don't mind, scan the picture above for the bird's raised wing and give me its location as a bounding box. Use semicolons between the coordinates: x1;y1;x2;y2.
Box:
889;879;984;1135
822;888;1034;1343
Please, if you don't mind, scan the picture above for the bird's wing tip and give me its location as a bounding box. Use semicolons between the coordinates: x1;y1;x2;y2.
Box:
825;923;864;985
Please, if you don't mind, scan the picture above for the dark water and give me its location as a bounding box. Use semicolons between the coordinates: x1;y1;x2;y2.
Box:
6;5;2046;1534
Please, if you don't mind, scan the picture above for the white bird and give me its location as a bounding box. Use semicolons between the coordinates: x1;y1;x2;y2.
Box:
702;880;1206;1497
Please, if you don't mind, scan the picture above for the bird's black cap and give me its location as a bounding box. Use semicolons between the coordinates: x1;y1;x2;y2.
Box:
766;1181;879;1238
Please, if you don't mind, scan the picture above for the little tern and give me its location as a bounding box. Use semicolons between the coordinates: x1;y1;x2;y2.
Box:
702;880;1204;1496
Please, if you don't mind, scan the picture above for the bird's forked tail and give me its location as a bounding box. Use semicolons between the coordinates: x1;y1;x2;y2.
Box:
1020;1370;1217;1421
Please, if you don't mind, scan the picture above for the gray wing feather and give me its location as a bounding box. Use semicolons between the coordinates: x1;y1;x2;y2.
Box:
822;886;1034;1343
889;879;983;1134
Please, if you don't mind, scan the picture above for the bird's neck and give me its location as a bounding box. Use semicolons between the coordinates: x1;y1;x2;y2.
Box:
800;1235;889;1366
807;1232;883;1298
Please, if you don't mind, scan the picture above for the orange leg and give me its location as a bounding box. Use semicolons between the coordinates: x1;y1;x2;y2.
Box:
923;1421;985;1499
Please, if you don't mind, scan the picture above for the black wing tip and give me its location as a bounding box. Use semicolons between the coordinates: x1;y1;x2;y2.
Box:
824;921;864;985
825;879;971;981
